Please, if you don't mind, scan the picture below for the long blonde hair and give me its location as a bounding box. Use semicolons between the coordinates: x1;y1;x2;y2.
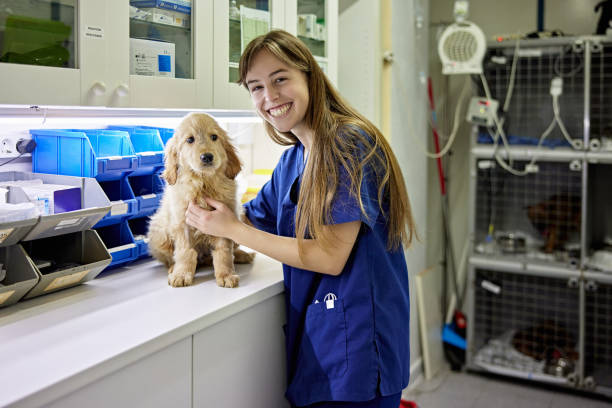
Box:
238;30;416;254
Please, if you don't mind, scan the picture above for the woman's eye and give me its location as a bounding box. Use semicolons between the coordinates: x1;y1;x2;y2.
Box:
250;85;262;92
186;136;195;144
210;134;218;141
275;77;286;84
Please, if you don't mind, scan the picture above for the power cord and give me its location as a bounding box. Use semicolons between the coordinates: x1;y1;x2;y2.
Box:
0;139;36;168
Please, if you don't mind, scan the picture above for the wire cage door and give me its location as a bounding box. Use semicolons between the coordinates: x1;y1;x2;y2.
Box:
469;267;580;387
473;158;583;267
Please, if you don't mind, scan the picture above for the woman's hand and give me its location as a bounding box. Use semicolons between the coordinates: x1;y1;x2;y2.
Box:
185;197;241;240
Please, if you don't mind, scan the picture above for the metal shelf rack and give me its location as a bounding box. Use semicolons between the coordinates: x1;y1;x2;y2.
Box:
466;36;612;398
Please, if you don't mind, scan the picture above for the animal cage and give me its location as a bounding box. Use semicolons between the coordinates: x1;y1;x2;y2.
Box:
584;275;612;395
477;38;585;147
589;40;612;149
468;37;612;397
468;267;580;387
473;158;582;267
586;163;612;273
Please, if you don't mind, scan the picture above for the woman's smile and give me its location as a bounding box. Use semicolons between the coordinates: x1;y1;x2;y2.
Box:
268;102;293;118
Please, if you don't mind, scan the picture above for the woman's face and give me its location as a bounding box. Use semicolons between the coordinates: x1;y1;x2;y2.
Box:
245;50;310;136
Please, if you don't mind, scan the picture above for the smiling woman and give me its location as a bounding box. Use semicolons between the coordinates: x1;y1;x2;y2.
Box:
185;29;417;408
244;51;311;135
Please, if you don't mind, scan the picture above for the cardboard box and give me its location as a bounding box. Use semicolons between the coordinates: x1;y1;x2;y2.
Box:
130;38;175;77
19;183;81;215
130;0;191;14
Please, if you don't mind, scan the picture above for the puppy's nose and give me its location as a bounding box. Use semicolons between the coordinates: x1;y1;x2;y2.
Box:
201;153;214;164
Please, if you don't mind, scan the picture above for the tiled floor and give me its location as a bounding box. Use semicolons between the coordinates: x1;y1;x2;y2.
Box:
402;369;612;408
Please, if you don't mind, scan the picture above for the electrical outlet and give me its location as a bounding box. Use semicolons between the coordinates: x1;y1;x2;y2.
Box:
0;137;29;159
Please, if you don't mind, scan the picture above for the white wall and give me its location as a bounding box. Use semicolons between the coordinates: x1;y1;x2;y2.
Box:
338;0;381;127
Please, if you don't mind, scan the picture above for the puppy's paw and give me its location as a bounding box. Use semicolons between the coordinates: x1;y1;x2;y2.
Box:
216;273;240;288
234;248;256;264
168;271;194;287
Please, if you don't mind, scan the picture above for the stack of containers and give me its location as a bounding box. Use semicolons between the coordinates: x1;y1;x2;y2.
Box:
0;171;112;308
30;127;167;269
107;125;167;260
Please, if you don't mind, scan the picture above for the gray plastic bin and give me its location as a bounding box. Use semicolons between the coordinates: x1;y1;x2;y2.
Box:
0;172;111;241
0;186;39;247
0;217;38;248
22;230;111;299
0;245;39;308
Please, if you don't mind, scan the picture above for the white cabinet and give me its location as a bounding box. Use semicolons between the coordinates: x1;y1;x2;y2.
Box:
213;0;285;110
285;0;338;84
44;338;192;408
0;0;337;109
0;0;80;105
193;293;288;408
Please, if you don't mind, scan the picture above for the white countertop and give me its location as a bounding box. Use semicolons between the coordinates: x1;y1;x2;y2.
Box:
0;253;284;408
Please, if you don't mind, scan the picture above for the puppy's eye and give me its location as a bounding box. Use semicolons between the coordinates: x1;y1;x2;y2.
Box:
210;134;218;141
186;136;195;144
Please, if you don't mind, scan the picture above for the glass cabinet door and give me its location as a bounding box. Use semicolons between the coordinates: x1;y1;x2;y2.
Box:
228;0;270;83
297;0;327;73
128;0;193;79
0;0;77;68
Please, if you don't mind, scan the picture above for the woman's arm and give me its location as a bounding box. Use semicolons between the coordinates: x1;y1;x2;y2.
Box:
186;198;360;276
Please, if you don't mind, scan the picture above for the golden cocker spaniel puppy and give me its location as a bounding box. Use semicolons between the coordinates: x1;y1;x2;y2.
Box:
148;113;254;288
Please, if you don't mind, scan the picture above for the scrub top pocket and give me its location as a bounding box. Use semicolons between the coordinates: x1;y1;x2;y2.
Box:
299;298;348;380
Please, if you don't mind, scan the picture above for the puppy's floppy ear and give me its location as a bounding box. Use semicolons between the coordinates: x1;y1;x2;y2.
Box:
222;133;242;179
162;135;179;185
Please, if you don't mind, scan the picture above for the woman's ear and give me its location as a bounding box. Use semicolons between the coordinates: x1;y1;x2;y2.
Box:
223;135;242;179
162;135;179;185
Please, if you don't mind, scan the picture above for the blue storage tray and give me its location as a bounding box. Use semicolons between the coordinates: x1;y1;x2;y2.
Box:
128;217;151;259
107;126;165;175
136;126;174;145
30;129;138;181
95;221;138;268
128;173;164;218
94;177;138;227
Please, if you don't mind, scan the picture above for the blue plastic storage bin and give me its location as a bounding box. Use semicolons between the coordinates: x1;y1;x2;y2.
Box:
128;173;164;218
136;126;174;145
94;178;138;227
95;221;138;268
107;126;165;175
30;129;138;181
128;217;151;259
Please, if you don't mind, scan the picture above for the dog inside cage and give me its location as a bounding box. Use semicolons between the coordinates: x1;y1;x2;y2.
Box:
475;159;582;263
472;269;580;379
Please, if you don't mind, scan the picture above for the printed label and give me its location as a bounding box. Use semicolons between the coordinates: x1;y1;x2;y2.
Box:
44;270;89;292
517;49;542;57
55;218;82;229
109;243;136;253
110;201;128;216
0;228;14;244
0;290;15;305
84;25;104;40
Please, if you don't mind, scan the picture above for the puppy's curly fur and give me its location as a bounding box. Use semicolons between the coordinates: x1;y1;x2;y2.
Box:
148;113;254;288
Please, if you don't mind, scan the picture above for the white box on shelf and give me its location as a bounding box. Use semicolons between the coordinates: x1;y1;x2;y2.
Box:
130;0;191;14
141;7;190;28
130;38;175;78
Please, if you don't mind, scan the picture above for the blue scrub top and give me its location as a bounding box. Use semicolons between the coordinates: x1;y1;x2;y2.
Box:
244;137;410;407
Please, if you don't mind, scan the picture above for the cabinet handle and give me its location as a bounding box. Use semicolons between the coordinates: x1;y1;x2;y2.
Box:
115;84;130;97
90;81;107;96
